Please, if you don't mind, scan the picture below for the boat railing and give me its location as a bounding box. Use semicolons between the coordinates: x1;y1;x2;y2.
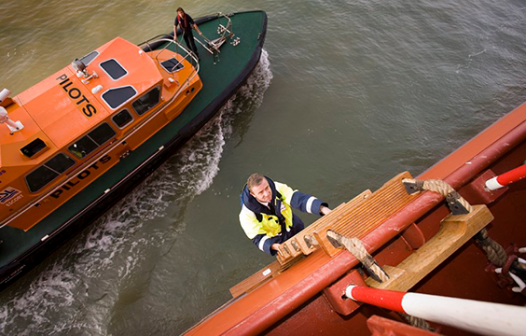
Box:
139;36;199;68
0;39;202;231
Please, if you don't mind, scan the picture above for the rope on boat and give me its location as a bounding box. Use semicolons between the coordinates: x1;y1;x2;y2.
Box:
402;178;473;214
402;178;508;267
399;313;433;332
474;228;507;267
326;231;389;283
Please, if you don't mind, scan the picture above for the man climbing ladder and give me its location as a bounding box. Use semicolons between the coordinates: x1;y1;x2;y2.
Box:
239;173;331;255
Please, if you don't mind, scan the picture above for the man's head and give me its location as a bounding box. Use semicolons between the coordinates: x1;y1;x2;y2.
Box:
177;7;185;16
247;173;272;203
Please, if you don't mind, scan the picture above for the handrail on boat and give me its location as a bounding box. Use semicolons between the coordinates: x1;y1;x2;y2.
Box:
0;38;202;231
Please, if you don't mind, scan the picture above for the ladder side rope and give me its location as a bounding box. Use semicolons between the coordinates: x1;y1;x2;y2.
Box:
326;231;389;283
328;228;433;331
402;178;473;213
399;313;433;332
402;178;507;267
475;228;507;267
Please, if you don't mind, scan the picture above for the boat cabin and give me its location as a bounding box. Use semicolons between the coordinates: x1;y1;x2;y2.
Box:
0;37;202;231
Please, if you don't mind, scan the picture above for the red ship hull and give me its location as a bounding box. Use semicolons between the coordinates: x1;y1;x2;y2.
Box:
184;101;526;335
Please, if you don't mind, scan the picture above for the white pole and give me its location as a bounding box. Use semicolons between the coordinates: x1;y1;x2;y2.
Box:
346;285;526;336
402;292;526;336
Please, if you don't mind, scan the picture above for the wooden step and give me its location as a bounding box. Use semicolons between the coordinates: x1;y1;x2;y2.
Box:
277;189;372;265
364;204;494;291
314;171;417;257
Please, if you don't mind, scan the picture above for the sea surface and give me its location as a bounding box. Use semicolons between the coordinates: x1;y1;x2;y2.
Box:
0;0;525;335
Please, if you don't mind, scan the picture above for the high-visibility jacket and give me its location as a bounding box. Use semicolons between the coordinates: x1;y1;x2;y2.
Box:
239;177;327;255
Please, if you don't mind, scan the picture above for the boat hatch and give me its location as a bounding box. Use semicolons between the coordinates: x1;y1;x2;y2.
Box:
26;153;76;192
68;123;116;159
102;86;137;109
132;87;160;116
161;58;184;73
80;51;99;65
100;59;127;80
112;109;133;129
20;138;47;158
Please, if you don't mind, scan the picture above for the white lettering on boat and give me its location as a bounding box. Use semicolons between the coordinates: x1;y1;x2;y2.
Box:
0;187;22;205
56;74;97;117
6;194;23;207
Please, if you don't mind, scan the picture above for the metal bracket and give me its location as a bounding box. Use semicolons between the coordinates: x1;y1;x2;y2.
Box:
402;180;424;195
445;191;470;215
327;231;342;248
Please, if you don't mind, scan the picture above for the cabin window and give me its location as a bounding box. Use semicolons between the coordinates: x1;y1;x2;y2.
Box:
21;138;47;158
161;58;184;73
80;51;99;65
112;109;133;129
26;153;75;192
89;123;116;145
132;87;160;116
68;123;116;159
102;86;137;109
100;59;127;80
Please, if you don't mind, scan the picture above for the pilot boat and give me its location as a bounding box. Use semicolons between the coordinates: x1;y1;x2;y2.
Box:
0;11;267;290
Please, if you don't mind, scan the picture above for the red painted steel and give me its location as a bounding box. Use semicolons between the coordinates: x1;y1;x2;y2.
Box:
367;316;442;336
228;119;526;335
185;104;526;336
322;270;366;316
461;169;508;205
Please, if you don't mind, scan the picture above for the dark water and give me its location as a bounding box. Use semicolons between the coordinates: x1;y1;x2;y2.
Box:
1;0;526;335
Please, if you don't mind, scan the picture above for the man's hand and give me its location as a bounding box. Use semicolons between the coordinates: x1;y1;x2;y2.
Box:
320;206;332;216
271;243;281;251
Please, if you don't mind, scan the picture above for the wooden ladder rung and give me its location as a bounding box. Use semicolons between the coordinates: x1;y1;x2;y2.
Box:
314;171;417;257
277;189;372;265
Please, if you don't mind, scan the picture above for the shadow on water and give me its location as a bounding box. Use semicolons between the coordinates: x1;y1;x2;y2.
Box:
0;50;272;336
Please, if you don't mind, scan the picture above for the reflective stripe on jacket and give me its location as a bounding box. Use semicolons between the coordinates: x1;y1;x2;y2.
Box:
239;177;327;255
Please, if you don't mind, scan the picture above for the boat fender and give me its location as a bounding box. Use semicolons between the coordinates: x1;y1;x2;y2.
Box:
92;85;103;94
0;88;10;102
